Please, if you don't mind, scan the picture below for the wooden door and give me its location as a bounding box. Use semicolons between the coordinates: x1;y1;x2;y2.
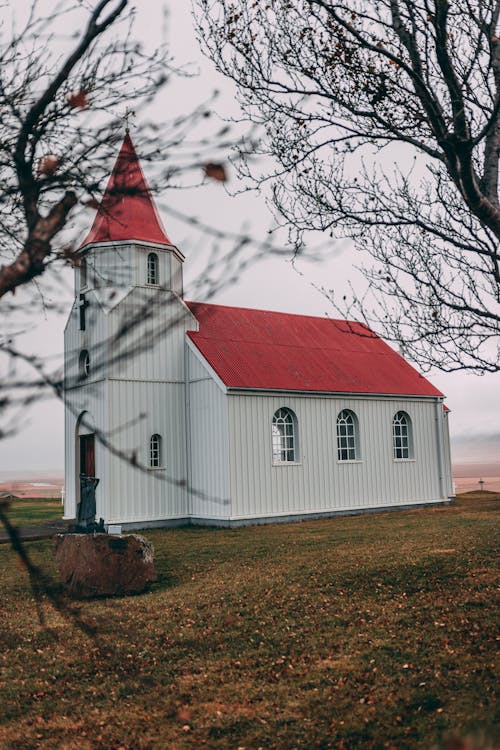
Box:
80;434;95;477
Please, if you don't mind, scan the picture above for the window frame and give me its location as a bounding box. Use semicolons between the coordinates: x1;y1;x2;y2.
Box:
149;433;163;469
392;411;414;460
272;408;299;465
146;252;160;286
336;409;360;462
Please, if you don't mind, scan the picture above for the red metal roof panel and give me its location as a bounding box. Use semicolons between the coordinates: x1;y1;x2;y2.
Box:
186;302;443;397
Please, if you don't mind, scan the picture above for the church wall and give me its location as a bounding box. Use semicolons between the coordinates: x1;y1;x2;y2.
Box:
78;241;182;293
186;348;231;520
226;393;449;521
105;380;188;523
81;244;133;290
96;290;196;524
442;411;454;496
64;286;112;389
106;289;194;383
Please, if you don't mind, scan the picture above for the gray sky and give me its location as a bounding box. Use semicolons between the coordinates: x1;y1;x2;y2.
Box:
0;2;498;477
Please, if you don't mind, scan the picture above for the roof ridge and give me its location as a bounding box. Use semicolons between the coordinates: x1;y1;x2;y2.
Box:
185;300;369;327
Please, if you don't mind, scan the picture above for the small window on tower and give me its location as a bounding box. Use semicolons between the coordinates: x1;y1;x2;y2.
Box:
79;350;90;380
147;253;159;285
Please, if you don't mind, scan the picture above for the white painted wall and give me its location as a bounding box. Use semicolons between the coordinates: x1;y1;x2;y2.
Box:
442;410;454;496
186;346;231;520
76;240;184;293
226;392;449;521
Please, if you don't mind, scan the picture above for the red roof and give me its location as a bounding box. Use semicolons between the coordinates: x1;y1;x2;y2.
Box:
81;132;172;248
186;302;443;397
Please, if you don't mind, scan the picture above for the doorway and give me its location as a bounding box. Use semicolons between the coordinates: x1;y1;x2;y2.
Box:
79;433;95;478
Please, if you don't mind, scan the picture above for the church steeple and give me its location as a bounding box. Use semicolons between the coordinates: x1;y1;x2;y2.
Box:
81;132;172;248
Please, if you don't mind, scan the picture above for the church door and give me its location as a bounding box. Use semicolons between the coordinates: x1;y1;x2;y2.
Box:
80;434;95;478
78;434;98;527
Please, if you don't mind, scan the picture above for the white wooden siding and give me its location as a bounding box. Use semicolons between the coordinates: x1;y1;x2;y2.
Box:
79;244;133;290
77;241;183;293
442;411;454;496
227;393;447;520
104;380;187;522
186;348;231;519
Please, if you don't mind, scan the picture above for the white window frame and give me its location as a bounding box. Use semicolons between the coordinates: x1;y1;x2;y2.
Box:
149;434;162;468
392;411;414;460
147;252;159;286
272;408;298;464
336;409;360;461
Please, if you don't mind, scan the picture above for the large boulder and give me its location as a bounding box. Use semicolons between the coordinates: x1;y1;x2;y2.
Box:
54;533;157;598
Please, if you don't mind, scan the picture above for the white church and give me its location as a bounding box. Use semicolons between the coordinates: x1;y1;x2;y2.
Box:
64;133;454;530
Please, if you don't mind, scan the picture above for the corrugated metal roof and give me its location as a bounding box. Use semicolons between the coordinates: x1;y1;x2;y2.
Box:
186;302;443;397
81;133;172;248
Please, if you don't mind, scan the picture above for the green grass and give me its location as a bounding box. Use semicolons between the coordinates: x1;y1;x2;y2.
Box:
0;495;498;749
1;497;63;527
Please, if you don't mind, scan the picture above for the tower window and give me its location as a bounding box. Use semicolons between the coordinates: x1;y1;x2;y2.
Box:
79;350;90;380
149;434;162;468
147;253;159;285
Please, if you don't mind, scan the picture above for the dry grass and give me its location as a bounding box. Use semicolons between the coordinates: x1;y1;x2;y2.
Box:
0;494;498;749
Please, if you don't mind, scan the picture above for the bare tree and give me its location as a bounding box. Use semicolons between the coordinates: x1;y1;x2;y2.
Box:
0;0;287;615
196;0;500;372
0;1;292;440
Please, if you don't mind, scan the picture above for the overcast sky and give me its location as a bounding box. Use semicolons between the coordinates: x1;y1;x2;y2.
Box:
0;2;499;478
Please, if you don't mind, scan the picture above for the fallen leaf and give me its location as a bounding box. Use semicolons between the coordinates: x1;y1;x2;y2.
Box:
38;154;59;176
68;90;89;110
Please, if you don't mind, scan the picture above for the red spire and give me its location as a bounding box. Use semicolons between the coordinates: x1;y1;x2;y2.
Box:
81;132;172;248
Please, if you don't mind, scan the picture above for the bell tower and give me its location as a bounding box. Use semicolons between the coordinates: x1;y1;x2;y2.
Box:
77;131;184;297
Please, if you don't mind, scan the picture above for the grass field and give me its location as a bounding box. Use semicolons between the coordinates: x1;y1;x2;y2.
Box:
0;497;62;527
0;495;498;749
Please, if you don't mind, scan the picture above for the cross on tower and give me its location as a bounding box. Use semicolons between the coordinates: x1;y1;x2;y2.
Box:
78;292;89;331
124;107;136;132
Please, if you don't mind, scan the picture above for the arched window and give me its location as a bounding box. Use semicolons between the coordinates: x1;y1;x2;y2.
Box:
79;349;90;380
336;409;359;461
149;434;162;468
147;253;159;285
272;408;298;463
392;411;414;459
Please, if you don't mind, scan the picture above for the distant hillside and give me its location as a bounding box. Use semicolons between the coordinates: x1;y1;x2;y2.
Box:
0;475;63;498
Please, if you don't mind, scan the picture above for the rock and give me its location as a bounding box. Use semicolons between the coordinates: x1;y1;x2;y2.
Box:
54;533;157;598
